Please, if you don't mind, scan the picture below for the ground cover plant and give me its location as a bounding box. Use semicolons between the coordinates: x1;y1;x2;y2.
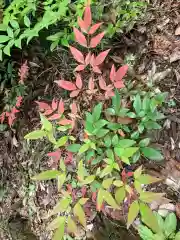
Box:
24;4;170;239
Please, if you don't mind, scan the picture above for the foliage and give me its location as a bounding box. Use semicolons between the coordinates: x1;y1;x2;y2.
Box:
139;212;180;240
0;0;146;58
24;5;167;240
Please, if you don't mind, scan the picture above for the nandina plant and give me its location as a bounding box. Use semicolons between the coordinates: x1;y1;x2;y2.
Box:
24;4;167;240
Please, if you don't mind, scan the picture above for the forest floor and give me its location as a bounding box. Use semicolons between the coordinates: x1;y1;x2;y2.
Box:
0;0;180;239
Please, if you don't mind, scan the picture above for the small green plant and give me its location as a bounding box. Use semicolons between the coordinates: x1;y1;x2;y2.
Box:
24;5;168;240
139;212;180;240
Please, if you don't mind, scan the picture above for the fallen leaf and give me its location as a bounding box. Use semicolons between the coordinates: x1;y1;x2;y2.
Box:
170;48;180;63
175;26;180;35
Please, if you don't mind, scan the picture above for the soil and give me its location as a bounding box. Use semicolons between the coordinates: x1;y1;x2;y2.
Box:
1;0;180;239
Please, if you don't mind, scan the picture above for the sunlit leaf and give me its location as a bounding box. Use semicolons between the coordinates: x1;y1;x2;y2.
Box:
134;165;143;179
138;174;161;184
164;213;177;237
70;46;84;64
49;198;71;217
24;130;46;140
92;103;102;122
67;216;77;235
89;23;103;35
127;201;139;228
140;192;165;203
117;139;136;148
115;186;126;204
79;198;89;205
134;181;142;193
94;49;110;66
141;147;163;161
78;143;90;154
77;160;85;181
32;170;61;181
73;203;86;227
97;188;104;211
102;178;114;189
40;114;52;131
100;165;113;178
133;95;141;114
113;180;124;187
103;190;119;209
90;32;105;48
55;136;68;148
67;144;81;153
82;175;95;185
47;216;65;231
52;219;65;240
73;27;87;47
57;173;66;191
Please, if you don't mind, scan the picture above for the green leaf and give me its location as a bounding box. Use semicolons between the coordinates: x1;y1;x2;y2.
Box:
134;165;143;179
102;178;114;189
115;186;126;204
95;129;109;138
78;198;89;205
139;202;160;233
82;175;95;185
115;147;139;158
154;212;164;232
131;151;141;163
107;122;121;130
112;89;121;114
140;192;165;203
97;188;104;211
10;20;19;29
100;165;113;178
3;44;11;56
103;190;119;209
73;203;86;227
104;135;111;147
67;144;81;153
138;174;161;184
139;138;150;147
142;96;150;111
106;108;116;115
79;143;90;154
24;130;46;140
127;201;139;228
57;173;66;191
24;15;31;27
77;160;85;181
141;147;163;161
117;139;136;148
40;114;52;131
0;49;2;61
0;24;7;31
134;181;142;193
138;225;154;240
106;149;114;161
112;134;119;146
14;39;22;49
133;95;141;114
175;232;180;240
92;103;102;122
164;213;177;237
47;216;65;231
32;170;61;181
94;119;108;130
127;112;136;118
55;136;68;148
67;216;77;234
144;121;161;130
0;124;7;131
7;27;13;38
153;233;166;240
52;219;65;240
0;35;10;43
49;198;71;216
113;180;124;187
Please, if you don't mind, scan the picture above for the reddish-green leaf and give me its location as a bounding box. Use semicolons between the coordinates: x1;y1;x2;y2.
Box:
140;202;160;233
115;65;128;82
127;201;139;228
97;189;104;211
70;46;84;64
47;150;61;162
83;5;92;29
90;32;105;48
94;49;110;66
73;203;86;227
55;80;77;91
73;27;87;47
89;23;103;35
76;74;83;89
115;186;126;204
32;170;61;181
70;89;81;98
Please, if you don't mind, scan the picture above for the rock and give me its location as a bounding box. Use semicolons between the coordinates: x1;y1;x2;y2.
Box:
158;203;175;217
175;26;180;36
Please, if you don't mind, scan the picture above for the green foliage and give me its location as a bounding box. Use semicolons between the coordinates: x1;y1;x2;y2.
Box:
139;213;180;240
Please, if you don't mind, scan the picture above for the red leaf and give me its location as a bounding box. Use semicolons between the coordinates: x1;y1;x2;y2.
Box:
55;80;77;91
76;74;83;89
92;191;97;203
78;17;87;32
44;109;53;116
47;150;61;161
11;107;19;114
52;98;58;111
110;64;116;82
70;90;81;98
94;49;110;66
73;27;87;47
70;46;84;64
48;114;61;120
99;76;107;90
88;23;103;35
58;98;64;114
65;151;73;164
88;77;94;90
81;186;87;197
0;112;6;123
70;102;78;114
74;65;85;72
114;81;125;89
83;6;92;29
90;54;95;67
35;101;50;111
105;90;115;99
59;119;72;126
93;66;101;74
115;65;128;82
85;52;91;65
16;96;23;107
90;32;105;48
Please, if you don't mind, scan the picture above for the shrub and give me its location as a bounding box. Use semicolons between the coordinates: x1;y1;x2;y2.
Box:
24;4;167;240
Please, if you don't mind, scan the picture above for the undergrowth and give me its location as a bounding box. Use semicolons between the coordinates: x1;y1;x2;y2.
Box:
24;4;168;240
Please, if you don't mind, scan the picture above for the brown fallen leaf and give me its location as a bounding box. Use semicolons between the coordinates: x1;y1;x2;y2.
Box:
117;117;133;124
176;203;180;219
170;47;180;63
175;26;180;36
